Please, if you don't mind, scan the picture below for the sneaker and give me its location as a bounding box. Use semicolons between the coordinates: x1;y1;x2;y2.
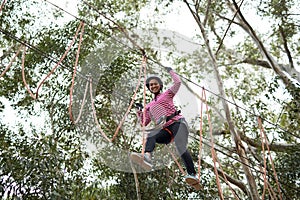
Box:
130;152;152;171
184;174;201;191
184;173;198;182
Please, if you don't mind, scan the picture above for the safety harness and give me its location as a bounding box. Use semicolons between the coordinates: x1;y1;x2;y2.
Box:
163;110;181;141
166;110;181;122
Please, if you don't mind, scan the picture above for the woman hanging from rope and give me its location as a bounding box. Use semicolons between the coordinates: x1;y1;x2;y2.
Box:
131;66;199;187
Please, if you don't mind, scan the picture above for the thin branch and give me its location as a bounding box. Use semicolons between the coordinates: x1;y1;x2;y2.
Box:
213;12;242;26
230;0;292;88
279;25;294;69
203;0;211;26
215;0;245;57
0;44;23;78
202;159;250;197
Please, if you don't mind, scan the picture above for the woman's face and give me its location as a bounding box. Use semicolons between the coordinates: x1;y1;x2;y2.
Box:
149;79;161;94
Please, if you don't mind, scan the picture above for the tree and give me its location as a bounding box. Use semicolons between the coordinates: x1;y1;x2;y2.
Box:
0;0;299;199
180;0;299;199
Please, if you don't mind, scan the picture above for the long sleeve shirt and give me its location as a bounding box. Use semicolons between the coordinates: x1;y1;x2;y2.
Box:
138;70;182;128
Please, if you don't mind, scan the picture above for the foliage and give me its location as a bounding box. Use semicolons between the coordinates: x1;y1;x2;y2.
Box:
0;0;299;199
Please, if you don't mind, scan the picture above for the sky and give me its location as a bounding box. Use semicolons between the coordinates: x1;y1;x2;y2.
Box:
45;0;285;50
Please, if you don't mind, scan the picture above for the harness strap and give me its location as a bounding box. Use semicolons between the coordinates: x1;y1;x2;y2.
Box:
166;110;181;122
163;127;174;142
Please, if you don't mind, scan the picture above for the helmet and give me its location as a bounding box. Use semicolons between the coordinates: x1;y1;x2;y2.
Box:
145;76;163;91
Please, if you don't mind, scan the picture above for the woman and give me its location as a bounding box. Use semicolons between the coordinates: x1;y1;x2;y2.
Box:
131;67;199;186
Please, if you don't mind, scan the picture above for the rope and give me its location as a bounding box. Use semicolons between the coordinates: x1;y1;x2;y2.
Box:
258;117;268;200
35;21;84;99
74;79;89;124
0;44;23;78
258;117;283;200
89;76;111;142
2;0;296;140
21;45;36;99
110;55;145;142
197;88;204;180
88;54;147;144
204;87;241;199
69;22;85;123
166;145;186;175
0;0;6;13
141;55;147;156
129;156;142;200
258;164;277;200
203;88;224;200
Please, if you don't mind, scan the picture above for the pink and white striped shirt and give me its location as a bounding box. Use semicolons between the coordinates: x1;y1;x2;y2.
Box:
138;70;182;128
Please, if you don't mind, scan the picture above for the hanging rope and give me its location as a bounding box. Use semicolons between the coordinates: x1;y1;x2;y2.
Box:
0;44;23;78
69;22;85;123
166;145;186;175
0;0;6;13
74;79;89;124
35;21;84;99
202;88;224;200
203;88;241;199
89;76;111;142
197;87;205;181
129;156;142;200
258;117;268;200
86;53;146;143
141;55;147;156
110;55;145;142
21;45;36;99
258;164;277;200
258;117;283;200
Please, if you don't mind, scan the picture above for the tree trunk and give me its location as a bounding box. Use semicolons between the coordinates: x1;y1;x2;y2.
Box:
184;1;260;199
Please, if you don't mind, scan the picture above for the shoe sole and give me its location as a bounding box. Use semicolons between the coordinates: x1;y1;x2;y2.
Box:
130;153;152;171
185;177;201;191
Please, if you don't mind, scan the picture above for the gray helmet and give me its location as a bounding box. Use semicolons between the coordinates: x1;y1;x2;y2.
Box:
145;76;163;92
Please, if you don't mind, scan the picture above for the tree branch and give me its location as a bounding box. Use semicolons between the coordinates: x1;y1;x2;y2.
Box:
184;1;260;198
241;58;300;83
229;0;294;88
279;25;294;69
203;0;212;27
215;0;245;57
202;159;250;197
239;130;300;152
